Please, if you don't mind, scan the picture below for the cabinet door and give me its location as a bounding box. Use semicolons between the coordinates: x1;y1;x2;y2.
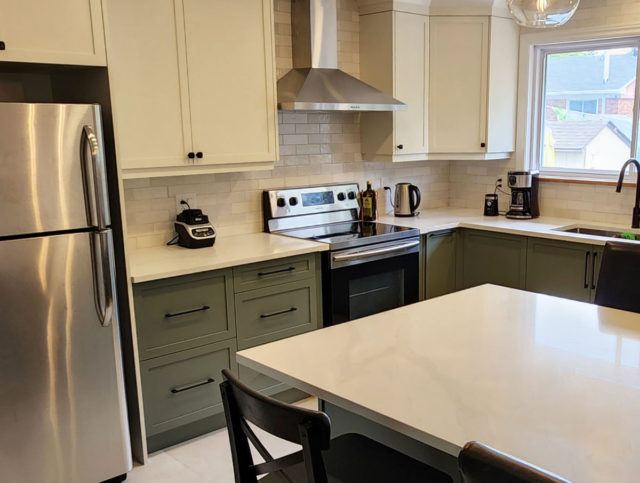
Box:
0;0;105;65
461;230;527;290
526;238;592;303
182;0;278;165
429;16;488;154
425;230;457;299
104;0;193;172
393;12;428;157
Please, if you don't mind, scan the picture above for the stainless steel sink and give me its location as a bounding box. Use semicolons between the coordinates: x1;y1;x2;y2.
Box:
556;226;639;240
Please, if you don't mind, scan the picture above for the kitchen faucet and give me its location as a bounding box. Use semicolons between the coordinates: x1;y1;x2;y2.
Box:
616;158;640;228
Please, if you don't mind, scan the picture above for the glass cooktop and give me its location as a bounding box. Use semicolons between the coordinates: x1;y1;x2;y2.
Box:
281;221;419;250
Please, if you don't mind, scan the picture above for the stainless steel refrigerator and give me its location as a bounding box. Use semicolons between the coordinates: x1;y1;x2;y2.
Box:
0;103;132;482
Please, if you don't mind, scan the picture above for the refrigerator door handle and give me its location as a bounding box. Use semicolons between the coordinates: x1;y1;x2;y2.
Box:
90;230;115;327
82;125;110;231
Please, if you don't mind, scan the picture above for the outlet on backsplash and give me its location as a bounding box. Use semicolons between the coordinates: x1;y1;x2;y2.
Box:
175;193;197;214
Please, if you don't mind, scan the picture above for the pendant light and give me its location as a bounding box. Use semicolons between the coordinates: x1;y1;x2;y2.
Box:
507;0;581;28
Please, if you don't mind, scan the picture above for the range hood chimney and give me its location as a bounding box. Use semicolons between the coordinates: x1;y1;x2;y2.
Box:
277;0;406;111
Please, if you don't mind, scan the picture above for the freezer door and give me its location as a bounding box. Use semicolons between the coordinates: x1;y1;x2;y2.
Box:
0;232;131;482
0;102;110;237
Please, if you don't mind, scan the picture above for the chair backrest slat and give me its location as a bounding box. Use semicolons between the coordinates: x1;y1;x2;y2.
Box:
459;442;571;483
220;369;331;483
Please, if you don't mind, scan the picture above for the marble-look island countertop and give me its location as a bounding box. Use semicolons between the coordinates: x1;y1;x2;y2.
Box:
237;285;640;483
378;208;640;246
128;232;328;283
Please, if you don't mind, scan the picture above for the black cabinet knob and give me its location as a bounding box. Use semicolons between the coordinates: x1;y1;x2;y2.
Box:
196;151;203;159
0;41;5;51
481;142;486;148
187;152;195;159
397;144;404;150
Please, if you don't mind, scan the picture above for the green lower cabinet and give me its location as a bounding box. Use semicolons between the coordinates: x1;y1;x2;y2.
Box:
459;230;527;290
526;238;591;302
425;230;458;299
235;279;318;350
140;339;237;450
525;238;602;303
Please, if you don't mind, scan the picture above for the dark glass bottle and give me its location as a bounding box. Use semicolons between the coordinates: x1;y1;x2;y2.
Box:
361;181;377;222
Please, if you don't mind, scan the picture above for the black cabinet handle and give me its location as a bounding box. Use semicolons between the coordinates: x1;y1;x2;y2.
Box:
187;152;195;159
397;144;404;150
481;142;486;148
165;305;210;318
584;251;591;289
591;252;598;290
0;41;5;51
260;307;298;319
257;266;295;277
171;377;215;394
196;151;203;159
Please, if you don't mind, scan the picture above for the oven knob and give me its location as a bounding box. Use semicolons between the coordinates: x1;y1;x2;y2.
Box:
289;197;298;206
337;192;346;201
348;191;356;200
276;197;286;208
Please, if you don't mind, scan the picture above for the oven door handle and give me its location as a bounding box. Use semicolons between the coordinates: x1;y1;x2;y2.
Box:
332;240;420;262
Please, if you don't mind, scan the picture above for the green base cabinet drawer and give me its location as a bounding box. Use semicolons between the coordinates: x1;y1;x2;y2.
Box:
233;254;316;292
460;230;527;290
235;279;318;350
140;339;237;437
134;270;235;360
238;365;288;396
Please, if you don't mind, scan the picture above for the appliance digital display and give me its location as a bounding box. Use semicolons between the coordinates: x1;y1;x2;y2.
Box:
302;191;335;207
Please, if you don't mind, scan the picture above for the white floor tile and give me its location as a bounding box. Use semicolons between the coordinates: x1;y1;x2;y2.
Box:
127;398;317;482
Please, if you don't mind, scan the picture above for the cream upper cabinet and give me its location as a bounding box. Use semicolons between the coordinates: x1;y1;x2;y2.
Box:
428;16;518;160
0;0;105;65
104;0;192;173
360;11;429;162
182;0;278;166
104;0;278;178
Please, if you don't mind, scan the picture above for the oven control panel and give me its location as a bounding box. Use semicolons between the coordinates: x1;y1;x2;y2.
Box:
265;183;360;219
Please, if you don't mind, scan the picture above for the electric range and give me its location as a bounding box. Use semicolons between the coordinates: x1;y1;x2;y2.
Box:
263;183;421;326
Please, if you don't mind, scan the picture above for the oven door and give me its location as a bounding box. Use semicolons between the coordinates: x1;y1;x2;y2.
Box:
323;238;420;326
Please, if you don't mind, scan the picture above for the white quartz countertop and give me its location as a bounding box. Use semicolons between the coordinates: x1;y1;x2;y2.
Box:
237;285;640;483
128;232;327;283
378;208;640;246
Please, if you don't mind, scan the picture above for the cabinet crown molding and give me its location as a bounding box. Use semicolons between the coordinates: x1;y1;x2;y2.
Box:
357;0;511;18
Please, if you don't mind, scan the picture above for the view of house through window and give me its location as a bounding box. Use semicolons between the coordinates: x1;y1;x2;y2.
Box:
541;46;639;173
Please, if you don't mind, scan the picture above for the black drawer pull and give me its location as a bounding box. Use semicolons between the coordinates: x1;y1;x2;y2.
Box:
171;377;215;394
591;252;598;290
257;266;295;277
583;251;591;289
260;307;298;319
165;305;210;318
0;41;5;51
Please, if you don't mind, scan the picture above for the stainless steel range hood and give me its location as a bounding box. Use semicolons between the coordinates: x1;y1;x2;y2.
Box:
277;0;406;111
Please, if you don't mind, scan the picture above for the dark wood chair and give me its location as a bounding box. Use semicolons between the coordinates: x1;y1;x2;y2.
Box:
594;241;640;313
220;369;452;483
458;442;571;483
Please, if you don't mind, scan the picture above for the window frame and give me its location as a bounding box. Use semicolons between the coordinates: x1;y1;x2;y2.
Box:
519;25;640;182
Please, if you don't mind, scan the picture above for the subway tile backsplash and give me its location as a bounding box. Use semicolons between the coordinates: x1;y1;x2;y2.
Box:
123;0;640;249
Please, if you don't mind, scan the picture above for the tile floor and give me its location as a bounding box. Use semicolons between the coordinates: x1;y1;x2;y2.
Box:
127;398;318;482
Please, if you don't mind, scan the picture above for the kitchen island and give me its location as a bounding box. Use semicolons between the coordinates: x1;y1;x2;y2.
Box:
237;285;640;483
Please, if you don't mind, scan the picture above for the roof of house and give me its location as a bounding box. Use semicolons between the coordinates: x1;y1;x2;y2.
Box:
546;118;631;150
546;51;637;94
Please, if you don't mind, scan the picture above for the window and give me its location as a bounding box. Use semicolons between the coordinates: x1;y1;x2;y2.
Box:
531;39;640;177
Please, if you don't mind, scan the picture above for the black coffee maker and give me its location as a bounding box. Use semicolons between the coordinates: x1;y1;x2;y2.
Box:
506;171;540;220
